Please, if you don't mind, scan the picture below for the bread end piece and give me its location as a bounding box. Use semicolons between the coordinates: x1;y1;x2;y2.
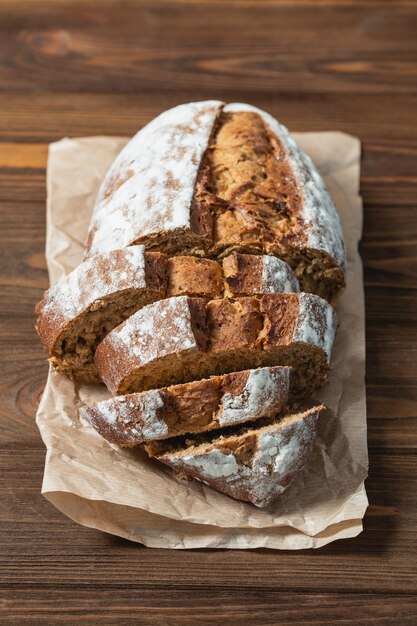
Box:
148;404;325;508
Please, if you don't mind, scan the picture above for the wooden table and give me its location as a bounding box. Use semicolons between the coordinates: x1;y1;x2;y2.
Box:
1;1;416;623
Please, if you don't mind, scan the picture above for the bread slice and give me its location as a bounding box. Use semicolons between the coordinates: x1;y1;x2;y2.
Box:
169;252;300;297
95;293;336;396
36;247;299;383
86;101;345;301
145;405;325;508
35;246;167;383
80;365;291;446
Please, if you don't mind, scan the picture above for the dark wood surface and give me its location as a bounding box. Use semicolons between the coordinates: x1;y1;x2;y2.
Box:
1;1;417;623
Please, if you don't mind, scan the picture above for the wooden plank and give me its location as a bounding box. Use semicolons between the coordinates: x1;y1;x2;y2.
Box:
0;143;48;168
1;92;416;144
1;449;417;593
6;0;416;4
1;590;417;625
1;90;417;206
0;2;416;94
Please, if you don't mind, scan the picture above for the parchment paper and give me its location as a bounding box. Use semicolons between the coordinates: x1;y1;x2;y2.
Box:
36;131;368;549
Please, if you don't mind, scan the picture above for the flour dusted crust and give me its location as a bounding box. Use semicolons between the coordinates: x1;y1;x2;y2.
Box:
36;248;300;383
95;293;336;396
38;101;346;507
85;100;346;301
147;405;324;508
35;246;166;382
223;252;300;297
80;366;291;446
260;293;336;360
86;100;222;257
94;295;209;394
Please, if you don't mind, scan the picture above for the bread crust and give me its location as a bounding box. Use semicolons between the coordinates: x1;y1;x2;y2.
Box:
86;101;222;257
80;365;291;445
95;293;336;396
166;256;223;298
147;405;325;507
94;295;209;392
85;101;346;301
35;246;167;382
223;252;300;297
36;248;299;382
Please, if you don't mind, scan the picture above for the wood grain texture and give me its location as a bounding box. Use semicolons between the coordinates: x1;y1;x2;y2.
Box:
0;1;416;94
1;0;417;623
2;591;417;625
1;450;416;594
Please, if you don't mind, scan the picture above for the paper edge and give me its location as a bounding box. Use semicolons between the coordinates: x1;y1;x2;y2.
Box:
43;490;364;550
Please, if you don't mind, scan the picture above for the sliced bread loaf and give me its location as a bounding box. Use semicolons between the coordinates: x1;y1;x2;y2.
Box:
94;293;336;396
145;405;325;507
80;365;291;445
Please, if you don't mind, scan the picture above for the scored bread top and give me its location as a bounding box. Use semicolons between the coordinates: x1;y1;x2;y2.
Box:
80;365;291;445
223;103;346;270
147;405;325;508
85;100;346;295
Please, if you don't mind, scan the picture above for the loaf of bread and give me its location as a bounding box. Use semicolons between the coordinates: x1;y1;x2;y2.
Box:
80;366;291;445
37;101;345;508
86;101;346;302
145;405;325;508
36;246;299;382
95;293;336;397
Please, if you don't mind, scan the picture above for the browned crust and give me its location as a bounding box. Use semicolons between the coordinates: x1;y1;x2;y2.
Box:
207;297;263;352
95;293;334;396
222;252;264;297
258;294;300;348
148;405;325;507
36;249;299;383
166;256;223;298
80;365;291;446
204;110;306;253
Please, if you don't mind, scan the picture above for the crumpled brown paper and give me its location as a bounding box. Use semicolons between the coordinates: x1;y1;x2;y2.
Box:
36;131;368;549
